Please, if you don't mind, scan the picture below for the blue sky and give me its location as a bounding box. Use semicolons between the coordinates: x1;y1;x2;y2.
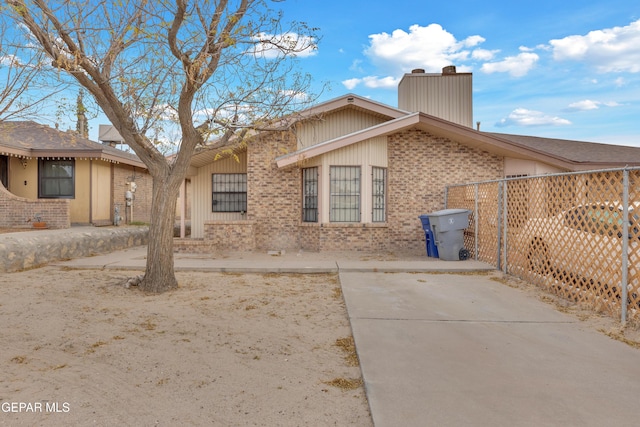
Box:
271;0;640;147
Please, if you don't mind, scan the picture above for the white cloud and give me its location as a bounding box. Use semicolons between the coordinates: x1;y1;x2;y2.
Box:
480;52;539;77
364;23;485;74
471;49;499;61
251;32;317;59
566;100;601;111
341;75;400;90
349;59;364;73
565;99;621;112
496;108;571;127
549;19;640;73
0;54;21;66
342;78;361;90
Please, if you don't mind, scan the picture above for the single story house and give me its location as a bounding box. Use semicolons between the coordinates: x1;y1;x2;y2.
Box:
0;121;152;228
176;67;640;253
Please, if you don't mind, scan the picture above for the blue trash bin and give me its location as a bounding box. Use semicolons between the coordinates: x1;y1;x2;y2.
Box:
418;215;439;258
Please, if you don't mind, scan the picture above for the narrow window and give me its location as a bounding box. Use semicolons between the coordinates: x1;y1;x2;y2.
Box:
330;166;360;222
302;167;318;222
212;173;247;212
39;159;75;198
372;167;387;222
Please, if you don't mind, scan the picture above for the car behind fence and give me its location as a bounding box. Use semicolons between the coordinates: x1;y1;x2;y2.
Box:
446;167;640;323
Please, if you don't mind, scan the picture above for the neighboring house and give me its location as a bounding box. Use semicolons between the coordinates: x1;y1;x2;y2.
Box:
175;66;640;253
0;121;152;228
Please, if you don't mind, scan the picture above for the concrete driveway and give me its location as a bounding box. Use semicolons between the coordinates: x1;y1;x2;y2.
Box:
340;271;640;427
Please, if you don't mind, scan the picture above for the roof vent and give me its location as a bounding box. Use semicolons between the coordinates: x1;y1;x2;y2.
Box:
411;68;425;74
442;65;457;74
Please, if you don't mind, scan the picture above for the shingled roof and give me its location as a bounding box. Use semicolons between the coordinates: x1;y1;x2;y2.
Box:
487;132;640;168
0;121;145;168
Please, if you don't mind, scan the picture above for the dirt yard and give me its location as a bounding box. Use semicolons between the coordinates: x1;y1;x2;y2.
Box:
0;267;372;426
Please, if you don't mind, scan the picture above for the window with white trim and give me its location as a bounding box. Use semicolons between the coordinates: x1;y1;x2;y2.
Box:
330;166;360;222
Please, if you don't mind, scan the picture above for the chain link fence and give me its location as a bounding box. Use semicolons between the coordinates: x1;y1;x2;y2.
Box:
446;167;640;323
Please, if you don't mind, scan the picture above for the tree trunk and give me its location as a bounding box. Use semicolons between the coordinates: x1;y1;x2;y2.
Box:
139;175;180;293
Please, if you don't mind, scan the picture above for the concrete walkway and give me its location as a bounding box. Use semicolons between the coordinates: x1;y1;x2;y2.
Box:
54;245;492;274
4;227;640;426
340;271;640;427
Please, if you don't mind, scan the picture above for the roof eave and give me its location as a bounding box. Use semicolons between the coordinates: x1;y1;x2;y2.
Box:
276;111;607;172
0;145;31;158
29;148;146;168
409;115;603;171
274;94;409;130
276;113;421;168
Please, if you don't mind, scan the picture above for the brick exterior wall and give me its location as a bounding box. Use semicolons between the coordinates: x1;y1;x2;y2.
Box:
203;220;256;251
0;183;70;229
173;238;215;254
299;223;320;252
188;128;504;253
317;223;390;252
112;164;153;224
387;129;503;251
247;131;301;250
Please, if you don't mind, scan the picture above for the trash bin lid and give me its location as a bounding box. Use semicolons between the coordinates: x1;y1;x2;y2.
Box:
427;208;470;217
426;209;471;232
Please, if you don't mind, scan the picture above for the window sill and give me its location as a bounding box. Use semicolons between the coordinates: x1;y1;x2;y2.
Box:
300;222;388;228
204;219;255;225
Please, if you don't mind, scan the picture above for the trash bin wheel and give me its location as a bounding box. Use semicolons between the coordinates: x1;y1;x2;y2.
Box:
459;248;470;261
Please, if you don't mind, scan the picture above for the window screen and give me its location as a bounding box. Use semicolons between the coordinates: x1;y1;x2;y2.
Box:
330;166;360;222
372;167;387;222
302;167;318;222
212;173;247;212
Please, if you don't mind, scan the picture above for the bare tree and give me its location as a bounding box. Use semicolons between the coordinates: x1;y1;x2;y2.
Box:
0;17;65;121
5;0;317;292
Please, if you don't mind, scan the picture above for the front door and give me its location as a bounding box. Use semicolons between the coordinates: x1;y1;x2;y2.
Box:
0;155;7;189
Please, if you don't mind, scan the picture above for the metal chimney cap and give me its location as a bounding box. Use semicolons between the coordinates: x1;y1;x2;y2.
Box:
442;65;457;74
411;68;426;74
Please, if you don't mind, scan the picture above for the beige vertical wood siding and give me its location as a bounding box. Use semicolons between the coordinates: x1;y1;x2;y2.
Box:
90;161;112;222
398;73;473;128
191;151;247;238
295;108;388;149
70;160;91;223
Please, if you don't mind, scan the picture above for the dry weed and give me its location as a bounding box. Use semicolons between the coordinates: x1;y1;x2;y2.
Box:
335;336;359;367
324;377;363;391
11;355;27;364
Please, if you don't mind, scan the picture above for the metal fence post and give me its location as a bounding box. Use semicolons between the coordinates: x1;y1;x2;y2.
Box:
622;169;630;324
475;184;479;261
496;181;503;271
502;179;508;274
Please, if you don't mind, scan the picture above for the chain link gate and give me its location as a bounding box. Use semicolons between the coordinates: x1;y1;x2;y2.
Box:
446;167;640;323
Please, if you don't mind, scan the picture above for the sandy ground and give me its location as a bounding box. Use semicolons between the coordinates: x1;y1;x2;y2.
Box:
0;267;372;426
